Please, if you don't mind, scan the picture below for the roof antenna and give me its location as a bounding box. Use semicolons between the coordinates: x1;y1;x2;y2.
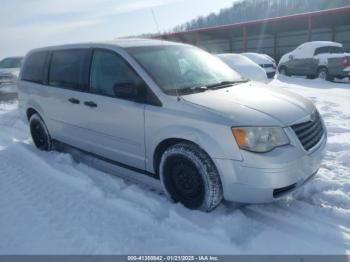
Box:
151;9;161;36
151;8;181;101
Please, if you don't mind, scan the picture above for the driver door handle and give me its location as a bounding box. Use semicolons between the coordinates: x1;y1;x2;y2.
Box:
68;98;80;104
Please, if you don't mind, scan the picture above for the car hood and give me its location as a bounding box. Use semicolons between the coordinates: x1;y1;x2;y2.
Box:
231;65;268;83
183;82;315;126
279;53;291;65
0;68;20;77
242;54;273;65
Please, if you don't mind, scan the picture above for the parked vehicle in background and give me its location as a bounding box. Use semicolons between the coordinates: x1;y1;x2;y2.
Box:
217;53;268;83
241;52;277;78
278;41;350;81
18;40;326;212
0;57;23;88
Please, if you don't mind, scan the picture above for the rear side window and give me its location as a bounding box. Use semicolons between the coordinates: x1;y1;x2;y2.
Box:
49;49;89;90
21;52;48;84
314;46;344;55
314;47;329;55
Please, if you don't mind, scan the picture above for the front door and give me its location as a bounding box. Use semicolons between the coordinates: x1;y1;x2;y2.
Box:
75;49;146;170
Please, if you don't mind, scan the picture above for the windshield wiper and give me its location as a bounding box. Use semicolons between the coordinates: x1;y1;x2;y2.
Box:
206;80;249;90
177;86;208;95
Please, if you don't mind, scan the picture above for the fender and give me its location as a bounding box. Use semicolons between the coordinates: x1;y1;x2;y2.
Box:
146;124;243;173
23;98;46;122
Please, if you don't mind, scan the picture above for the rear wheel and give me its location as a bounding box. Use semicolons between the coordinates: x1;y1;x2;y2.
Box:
29;114;52;151
317;67;332;81
159;142;223;212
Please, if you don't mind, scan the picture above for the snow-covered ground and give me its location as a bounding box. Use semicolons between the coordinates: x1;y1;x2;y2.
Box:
0;77;349;255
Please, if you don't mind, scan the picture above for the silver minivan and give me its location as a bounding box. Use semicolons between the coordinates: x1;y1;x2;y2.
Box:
18;39;327;212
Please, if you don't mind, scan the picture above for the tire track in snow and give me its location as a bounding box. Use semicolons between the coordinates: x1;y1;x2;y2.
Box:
241;201;350;254
0;141;240;254
0;159;84;254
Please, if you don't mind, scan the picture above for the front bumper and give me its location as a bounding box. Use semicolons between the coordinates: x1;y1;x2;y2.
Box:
266;72;276;78
214;132;327;203
0;80;16;87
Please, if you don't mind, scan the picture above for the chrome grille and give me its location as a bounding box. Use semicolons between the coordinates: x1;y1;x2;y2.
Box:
259;64;275;68
291;111;324;151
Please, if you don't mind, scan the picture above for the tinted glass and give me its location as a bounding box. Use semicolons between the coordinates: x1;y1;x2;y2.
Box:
315;46;344;55
90;50;143;97
329;46;344;54
49;49;88;90
21;52;48;83
314;47;329;55
0;57;23;69
127;45;243;95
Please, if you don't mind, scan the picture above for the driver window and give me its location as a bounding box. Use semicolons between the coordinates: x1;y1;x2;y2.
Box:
90;50;141;97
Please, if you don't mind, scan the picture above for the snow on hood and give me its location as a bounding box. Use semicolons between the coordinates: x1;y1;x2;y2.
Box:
241;53;274;65
279;53;291;64
217;54;268;83
183;82;315;126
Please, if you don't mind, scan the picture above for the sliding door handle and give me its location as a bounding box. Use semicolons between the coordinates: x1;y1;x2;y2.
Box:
84;101;98;108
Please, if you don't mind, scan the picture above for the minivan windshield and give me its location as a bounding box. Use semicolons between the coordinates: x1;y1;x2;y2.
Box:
0;57;23;69
127;45;245;95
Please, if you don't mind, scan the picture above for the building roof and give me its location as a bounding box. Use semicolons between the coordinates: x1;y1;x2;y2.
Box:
160;6;350;39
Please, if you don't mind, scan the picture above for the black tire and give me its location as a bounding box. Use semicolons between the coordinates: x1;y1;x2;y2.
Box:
279;66;290;76
159;142;223;212
29;114;52;151
317;67;332;81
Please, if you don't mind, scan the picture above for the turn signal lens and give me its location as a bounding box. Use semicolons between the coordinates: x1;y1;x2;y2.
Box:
341;58;348;69
232;128;247;148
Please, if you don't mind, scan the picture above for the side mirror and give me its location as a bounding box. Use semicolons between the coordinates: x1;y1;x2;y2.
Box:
113;82;146;102
289;54;294;60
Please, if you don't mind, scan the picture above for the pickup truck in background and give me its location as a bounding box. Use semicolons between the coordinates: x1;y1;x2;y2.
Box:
278;41;350;81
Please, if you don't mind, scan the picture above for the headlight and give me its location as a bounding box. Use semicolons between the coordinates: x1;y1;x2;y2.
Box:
232;126;290;153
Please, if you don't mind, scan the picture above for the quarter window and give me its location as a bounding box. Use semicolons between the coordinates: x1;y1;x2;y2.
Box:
49;50;89;90
21;52;48;84
314;46;344;56
314;47;329;55
90;50;143;98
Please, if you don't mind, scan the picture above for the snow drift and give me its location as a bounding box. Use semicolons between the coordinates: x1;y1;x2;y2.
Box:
0;77;349;254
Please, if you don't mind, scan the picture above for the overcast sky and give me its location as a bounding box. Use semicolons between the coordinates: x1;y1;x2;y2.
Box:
0;0;236;59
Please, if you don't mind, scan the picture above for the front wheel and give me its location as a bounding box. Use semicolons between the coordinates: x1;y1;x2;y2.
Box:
279;66;290;76
159;142;223;212
29;114;52;151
